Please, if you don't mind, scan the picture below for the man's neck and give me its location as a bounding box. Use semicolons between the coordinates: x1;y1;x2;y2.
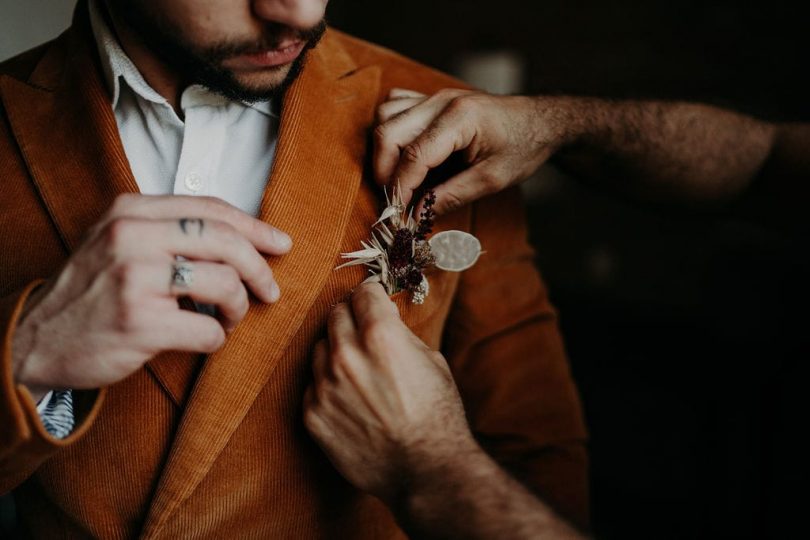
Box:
102;1;185;114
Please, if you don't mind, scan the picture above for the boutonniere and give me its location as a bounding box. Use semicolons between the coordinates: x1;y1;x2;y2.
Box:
336;184;482;304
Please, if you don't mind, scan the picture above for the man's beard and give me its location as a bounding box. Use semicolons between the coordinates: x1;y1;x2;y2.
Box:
110;1;327;103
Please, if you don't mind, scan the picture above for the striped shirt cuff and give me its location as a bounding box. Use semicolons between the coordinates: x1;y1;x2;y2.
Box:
36;389;76;439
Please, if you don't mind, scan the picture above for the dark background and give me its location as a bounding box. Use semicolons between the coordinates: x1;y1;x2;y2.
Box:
326;1;810;538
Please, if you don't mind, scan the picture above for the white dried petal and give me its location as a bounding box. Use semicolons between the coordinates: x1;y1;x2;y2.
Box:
406;209;416;231
374;205;400;226
377;225;394;245
335;258;376;270
341;248;382;259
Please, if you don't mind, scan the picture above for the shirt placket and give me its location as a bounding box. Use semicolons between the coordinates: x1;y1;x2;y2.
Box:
174;99;228;199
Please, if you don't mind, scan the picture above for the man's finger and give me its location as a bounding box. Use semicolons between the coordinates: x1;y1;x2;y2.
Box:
415;162;500;216
143;309;227;354
391;109;477;207
388;88;426;100
101;194;293;256
327;302;359;353
302;385;328;442
350;283;401;331
303;384;318;411
114;217;280;303
376;96;425;124
312;339;330;382
131;260;250;332
373;96;453;186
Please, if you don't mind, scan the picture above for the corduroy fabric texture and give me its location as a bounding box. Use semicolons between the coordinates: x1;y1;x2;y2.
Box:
0;2;589;537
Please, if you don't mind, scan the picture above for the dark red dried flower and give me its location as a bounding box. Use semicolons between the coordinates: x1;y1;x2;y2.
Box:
388;228;413;271
404;267;424;291
414;190;437;241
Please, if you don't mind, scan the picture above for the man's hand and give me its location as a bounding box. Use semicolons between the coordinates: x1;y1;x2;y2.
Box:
373;88;577;214
303;283;477;505
304;284;586;539
375;89;801;218
11;194;292;402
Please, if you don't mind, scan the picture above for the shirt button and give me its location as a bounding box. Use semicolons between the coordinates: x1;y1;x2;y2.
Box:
184;172;203;192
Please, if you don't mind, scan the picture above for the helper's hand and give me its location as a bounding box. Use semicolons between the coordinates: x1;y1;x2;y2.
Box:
11;194;292;402
303;283;477;505
374;88;576;214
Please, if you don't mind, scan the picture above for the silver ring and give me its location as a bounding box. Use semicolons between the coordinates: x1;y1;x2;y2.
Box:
171;261;194;288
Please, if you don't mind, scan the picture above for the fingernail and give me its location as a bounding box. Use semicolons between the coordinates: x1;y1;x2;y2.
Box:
269;281;281;303
275;230;293;251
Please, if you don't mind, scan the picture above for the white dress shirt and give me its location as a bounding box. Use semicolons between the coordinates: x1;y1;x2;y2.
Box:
38;1;281;437
89;0;279;217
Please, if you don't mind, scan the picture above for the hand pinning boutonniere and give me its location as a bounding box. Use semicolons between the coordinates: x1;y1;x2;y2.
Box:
336;184;482;304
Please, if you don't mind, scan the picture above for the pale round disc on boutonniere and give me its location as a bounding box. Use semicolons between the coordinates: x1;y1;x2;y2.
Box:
429;230;482;272
336;184;483;305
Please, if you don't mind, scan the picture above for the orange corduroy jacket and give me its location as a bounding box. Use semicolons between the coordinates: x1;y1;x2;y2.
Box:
0;3;588;538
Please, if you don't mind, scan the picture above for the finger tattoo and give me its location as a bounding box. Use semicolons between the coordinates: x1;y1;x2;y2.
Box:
179;218;204;236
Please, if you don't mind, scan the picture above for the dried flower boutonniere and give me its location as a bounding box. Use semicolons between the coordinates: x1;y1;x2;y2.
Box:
336;184;482;304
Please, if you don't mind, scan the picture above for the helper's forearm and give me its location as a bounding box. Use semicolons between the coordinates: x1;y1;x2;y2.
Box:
393;444;585;540
554;98;779;204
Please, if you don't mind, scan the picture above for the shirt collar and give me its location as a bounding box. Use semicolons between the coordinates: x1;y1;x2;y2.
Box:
87;0;275;117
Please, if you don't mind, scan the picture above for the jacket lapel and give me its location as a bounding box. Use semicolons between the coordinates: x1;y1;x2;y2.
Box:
0;27;137;252
0;3;201;408
141;33;381;536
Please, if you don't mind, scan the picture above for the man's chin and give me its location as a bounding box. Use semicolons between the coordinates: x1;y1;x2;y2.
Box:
197;24;324;103
220;73;290;103
234;65;292;91
198;39;317;103
193;64;291;103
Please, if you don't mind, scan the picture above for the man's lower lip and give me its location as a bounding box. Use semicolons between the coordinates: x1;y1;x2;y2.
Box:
231;42;305;68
